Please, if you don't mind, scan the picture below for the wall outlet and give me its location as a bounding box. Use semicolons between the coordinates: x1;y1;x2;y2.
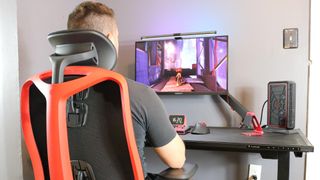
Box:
248;164;262;180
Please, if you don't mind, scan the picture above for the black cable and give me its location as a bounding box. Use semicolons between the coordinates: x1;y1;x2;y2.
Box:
260;100;268;125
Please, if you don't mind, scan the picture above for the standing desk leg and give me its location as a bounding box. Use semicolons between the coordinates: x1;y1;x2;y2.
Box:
278;152;290;180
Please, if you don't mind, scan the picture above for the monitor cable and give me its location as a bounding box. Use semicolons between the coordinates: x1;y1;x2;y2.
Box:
260;99;268;126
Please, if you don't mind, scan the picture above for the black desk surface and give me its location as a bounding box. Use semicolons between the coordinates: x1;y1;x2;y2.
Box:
181;127;314;153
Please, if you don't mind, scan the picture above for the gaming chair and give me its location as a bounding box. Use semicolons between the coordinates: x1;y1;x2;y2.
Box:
21;30;197;180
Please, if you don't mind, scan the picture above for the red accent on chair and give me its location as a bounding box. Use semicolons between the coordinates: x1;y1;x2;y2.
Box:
21;81;45;180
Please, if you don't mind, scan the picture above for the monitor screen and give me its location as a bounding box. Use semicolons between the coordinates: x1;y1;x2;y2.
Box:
135;35;228;94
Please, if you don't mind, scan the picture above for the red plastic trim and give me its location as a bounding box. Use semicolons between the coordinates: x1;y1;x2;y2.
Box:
21;80;45;180
21;66;144;180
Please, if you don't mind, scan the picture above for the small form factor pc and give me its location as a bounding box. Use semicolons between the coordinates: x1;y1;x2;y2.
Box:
267;81;296;129
169;115;190;135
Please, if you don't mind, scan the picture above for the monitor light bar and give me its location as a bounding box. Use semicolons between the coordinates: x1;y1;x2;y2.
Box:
141;31;217;41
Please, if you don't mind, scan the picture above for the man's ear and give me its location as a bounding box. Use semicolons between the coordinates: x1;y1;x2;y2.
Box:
106;32;111;39
106;32;115;44
104;32;119;55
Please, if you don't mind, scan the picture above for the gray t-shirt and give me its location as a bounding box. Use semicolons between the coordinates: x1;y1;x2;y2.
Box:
126;79;176;176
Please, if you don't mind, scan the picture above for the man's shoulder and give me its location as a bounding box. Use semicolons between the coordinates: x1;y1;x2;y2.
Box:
125;78;154;95
125;78;160;103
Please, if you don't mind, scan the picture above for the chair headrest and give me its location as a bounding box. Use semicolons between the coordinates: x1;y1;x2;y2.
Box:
48;29;117;70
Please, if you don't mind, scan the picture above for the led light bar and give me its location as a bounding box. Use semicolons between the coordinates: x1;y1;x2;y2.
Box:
140;31;217;41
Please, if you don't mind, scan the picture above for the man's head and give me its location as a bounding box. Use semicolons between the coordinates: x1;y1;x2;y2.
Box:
68;1;119;55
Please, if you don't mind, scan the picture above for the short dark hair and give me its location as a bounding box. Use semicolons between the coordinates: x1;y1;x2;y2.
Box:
68;1;116;33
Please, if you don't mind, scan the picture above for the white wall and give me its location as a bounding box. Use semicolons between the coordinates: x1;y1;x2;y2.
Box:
18;0;83;84
0;0;23;179
17;0;310;179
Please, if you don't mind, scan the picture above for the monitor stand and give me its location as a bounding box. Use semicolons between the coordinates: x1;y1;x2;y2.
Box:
219;93;258;129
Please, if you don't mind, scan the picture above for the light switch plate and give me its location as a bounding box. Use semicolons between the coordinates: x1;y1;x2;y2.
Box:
283;28;298;49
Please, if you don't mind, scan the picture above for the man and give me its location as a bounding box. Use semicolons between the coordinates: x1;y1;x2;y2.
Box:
67;1;186;178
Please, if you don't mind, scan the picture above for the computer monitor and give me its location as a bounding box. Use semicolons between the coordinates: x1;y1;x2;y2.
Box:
135;35;228;95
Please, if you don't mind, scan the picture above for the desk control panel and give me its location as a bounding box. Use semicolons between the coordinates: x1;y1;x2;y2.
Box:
247;145;300;151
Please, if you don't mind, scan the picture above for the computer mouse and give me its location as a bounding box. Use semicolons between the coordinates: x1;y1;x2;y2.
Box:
191;121;210;134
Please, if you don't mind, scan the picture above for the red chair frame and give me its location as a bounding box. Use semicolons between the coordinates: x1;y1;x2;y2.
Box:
21;66;144;180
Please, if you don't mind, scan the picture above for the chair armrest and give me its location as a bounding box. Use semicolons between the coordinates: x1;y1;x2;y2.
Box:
157;162;198;180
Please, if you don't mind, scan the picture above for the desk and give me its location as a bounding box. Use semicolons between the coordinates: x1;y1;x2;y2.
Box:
181;127;314;180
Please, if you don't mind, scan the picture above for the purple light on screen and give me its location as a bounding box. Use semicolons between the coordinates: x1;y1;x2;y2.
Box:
215;40;227;90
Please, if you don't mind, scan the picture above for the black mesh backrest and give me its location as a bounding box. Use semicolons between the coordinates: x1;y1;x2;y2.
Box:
29;84;50;179
67;79;134;179
29;76;134;180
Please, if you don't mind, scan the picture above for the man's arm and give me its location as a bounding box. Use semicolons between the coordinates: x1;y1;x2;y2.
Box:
128;82;186;168
154;133;186;168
